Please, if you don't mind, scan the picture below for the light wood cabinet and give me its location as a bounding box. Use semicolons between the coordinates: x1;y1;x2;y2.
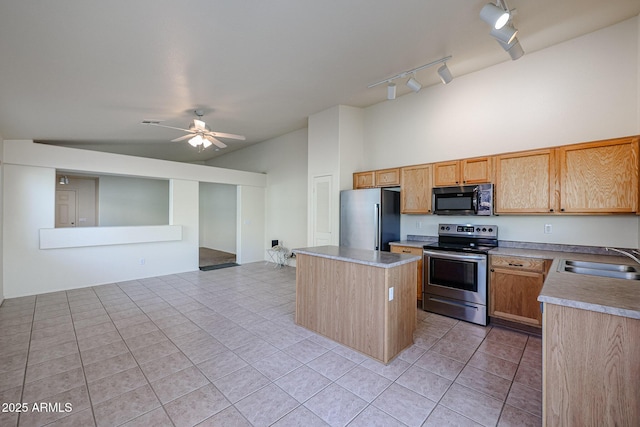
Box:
391;245;423;301
558;137;639;213
353;171;376;189
543;304;640;425
433;157;492;187
375;168;401;187
353;168;400;189
296;252;416;364
495;149;557;213
400;164;432;214
489;255;549;327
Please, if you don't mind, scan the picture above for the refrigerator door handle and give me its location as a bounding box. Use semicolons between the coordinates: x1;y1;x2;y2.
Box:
374;203;380;250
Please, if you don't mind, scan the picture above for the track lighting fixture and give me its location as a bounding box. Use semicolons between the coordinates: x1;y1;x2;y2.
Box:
368;55;453;100
497;37;524;60
437;64;453;85
480;2;510;29
480;1;524;60
490;24;518;44
406;76;422;93
58;175;69;185
387;82;396;100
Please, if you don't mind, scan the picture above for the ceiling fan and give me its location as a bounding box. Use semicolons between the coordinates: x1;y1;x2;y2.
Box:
142;110;245;150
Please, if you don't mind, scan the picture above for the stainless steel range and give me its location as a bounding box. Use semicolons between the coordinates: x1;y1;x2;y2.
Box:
422;224;498;326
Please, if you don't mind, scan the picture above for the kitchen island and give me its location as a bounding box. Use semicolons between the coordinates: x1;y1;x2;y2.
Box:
293;245;419;364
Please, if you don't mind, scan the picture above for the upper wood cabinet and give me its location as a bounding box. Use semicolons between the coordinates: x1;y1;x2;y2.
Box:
558;137;639;213
353;168;400;189
495;149;557;214
375;168;401;187
433;157;492;186
400;164;432;214
353;171;375;189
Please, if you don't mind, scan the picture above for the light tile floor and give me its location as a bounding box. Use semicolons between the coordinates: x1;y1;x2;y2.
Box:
0;263;542;427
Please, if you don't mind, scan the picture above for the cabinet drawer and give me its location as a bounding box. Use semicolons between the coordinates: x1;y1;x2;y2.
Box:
491;256;545;272
391;245;423;256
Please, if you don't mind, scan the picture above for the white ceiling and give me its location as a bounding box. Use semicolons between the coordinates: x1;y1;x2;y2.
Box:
1;1;639;163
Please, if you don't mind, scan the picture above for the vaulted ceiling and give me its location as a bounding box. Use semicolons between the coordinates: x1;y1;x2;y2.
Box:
1;1;638;163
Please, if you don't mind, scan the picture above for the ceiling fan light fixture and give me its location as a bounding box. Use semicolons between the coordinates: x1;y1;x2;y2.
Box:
480;3;510;29
188;134;204;147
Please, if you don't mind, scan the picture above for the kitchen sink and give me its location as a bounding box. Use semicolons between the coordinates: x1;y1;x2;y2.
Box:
558;259;640;280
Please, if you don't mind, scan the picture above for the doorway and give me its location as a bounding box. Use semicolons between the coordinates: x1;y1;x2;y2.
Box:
199;183;238;270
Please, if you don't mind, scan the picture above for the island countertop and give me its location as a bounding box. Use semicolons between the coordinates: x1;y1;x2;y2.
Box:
293;245;420;268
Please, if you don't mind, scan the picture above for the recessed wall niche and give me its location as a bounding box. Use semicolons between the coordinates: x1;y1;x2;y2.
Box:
55;172;170;227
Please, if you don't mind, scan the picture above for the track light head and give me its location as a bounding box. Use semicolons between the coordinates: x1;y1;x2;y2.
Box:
437;64;454;85
387;82;396;100
497;37;525;60
480;3;510;29
406;76;422;92
490;25;518;44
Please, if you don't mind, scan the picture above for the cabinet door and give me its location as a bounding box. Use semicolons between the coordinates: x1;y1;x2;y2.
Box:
495;149;557;213
391;245;423;301
433;161;460;186
375;168;400;187
462;157;492;184
400;164;432;214
490;267;544;326
559;137;639;213
353;171;375;189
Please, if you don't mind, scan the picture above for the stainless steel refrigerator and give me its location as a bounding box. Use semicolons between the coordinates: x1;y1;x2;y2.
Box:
339;188;400;252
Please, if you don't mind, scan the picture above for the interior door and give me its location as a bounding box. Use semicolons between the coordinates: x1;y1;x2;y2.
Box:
55;190;77;227
312;175;332;246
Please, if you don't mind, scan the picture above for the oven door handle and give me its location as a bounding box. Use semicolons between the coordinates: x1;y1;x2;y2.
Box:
428;296;480;311
423;250;486;262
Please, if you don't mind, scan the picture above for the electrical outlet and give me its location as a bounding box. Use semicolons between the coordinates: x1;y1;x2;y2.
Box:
416;221;423;229
139;258;146;265
389;287;394;301
544;224;552;234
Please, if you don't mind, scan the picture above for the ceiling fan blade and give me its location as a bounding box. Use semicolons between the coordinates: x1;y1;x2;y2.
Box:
208;131;246;141
170;134;195;142
205;136;227;149
142;122;192;133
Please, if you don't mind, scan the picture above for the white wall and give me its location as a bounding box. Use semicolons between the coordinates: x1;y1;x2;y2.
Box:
363;17;639;169
363;17;640;249
99;175;169;226
207;128;308;259
199;183;237;253
0;136;3;304
236;185;266;264
2;140;266;298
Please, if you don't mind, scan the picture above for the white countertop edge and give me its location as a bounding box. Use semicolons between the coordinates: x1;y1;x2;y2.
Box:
293;246;420;268
538;295;640;320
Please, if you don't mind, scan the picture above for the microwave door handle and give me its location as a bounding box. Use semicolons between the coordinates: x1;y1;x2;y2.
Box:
374;203;380;250
472;186;479;214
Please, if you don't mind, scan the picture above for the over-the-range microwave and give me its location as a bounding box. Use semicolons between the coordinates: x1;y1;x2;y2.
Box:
432;183;493;216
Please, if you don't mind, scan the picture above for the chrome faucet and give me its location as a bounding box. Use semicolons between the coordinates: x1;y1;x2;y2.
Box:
605;247;640;265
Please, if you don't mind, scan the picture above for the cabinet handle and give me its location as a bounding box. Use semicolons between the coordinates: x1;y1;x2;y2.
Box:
549;209;554;212
508;263;524;267
490;268;495;272
560;208;565;212
402;249;411;253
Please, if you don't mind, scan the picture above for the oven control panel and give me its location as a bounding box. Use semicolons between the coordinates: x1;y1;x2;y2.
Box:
438;223;498;238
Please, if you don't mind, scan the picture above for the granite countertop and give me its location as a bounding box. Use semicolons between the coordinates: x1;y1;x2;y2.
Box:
293;245;420;268
490;247;640;320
